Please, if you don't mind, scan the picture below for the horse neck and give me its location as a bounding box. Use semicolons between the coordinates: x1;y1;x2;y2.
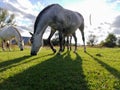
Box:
34;4;58;34
0;29;4;38
14;27;22;42
34;5;61;35
0;28;3;35
35;17;48;36
0;30;2;37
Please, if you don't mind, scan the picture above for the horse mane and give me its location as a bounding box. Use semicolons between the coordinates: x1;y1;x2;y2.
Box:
34;4;59;33
12;26;22;41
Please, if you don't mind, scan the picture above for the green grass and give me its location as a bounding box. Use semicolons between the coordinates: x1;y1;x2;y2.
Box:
0;46;120;90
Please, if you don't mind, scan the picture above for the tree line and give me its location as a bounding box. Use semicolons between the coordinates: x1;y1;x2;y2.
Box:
87;33;120;47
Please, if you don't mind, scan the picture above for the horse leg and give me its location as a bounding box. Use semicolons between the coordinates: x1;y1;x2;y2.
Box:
62;37;66;52
66;36;70;51
6;40;11;51
48;28;56;53
70;35;72;51
66;36;71;51
58;32;64;54
72;33;77;53
79;23;86;52
2;40;6;51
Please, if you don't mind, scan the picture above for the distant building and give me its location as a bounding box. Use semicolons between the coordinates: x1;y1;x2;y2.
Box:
22;36;31;45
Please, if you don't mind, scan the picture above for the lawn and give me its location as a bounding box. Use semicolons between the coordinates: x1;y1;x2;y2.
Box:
0;46;120;90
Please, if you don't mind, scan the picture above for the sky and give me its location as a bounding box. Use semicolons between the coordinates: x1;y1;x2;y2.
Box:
0;0;120;44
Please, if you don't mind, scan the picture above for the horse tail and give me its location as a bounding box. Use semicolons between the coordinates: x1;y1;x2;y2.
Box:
79;17;86;52
79;21;85;40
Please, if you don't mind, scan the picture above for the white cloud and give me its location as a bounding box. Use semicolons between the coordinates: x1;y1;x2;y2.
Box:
34;2;44;15
112;15;120;28
9;0;34;16
64;0;118;25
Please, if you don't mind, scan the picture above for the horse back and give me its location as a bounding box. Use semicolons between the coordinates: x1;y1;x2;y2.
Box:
47;5;84;28
0;26;21;40
34;4;84;33
50;8;84;31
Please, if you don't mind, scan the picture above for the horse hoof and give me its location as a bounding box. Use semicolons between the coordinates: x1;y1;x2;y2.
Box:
20;49;24;51
31;54;37;56
57;51;62;55
96;53;102;57
31;52;37;56
73;51;77;53
53;49;56;53
57;53;61;55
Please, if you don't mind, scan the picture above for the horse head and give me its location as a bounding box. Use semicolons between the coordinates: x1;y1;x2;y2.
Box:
30;34;43;55
18;40;24;51
29;32;33;44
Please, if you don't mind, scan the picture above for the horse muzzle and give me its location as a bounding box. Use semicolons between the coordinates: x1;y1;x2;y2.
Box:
20;48;24;51
31;51;37;56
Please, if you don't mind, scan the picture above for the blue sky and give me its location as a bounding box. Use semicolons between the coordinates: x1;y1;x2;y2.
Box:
0;0;120;43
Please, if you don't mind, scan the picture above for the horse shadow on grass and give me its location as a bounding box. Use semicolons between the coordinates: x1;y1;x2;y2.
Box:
0;55;32;72
86;52;120;89
0;51;90;90
0;53;55;73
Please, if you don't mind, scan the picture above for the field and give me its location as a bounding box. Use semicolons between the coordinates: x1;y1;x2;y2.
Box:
0;46;120;90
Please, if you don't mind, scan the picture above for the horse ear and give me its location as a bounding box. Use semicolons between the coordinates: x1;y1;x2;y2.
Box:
29;32;33;36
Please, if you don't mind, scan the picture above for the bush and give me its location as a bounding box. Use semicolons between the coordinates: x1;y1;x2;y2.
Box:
100;33;117;47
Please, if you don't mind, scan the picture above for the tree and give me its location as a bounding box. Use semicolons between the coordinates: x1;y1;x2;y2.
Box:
0;8;15;28
116;37;120;47
101;33;117;47
87;34;98;46
6;14;15;24
0;8;8;27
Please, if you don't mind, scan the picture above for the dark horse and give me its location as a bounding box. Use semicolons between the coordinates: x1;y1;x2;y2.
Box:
31;4;86;55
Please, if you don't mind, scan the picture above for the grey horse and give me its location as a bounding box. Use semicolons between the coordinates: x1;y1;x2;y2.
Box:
31;4;86;55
